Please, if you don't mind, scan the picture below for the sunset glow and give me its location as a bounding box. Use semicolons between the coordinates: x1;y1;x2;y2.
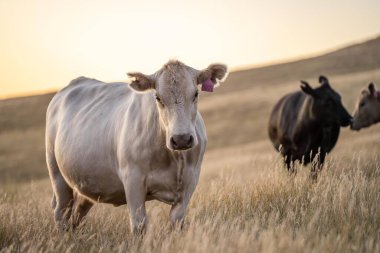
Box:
1;0;379;98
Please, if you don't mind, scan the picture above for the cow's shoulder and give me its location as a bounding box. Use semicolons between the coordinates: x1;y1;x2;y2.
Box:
277;91;306;125
284;91;307;109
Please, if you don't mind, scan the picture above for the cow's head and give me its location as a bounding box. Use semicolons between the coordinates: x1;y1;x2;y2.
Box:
128;60;228;151
300;76;352;127
351;83;380;131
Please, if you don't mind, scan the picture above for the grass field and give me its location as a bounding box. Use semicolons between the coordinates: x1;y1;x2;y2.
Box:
1;36;380;252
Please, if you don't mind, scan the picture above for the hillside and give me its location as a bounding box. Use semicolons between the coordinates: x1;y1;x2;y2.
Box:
1;35;380;184
219;35;380;94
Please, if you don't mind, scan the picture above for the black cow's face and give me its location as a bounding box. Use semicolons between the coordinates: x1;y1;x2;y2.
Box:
300;76;352;127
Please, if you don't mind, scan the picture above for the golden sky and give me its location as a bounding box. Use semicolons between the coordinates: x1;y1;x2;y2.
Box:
1;0;380;98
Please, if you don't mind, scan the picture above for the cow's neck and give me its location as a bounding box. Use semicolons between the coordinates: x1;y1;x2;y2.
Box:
375;99;380;124
308;100;335;129
173;152;185;203
373;114;380;126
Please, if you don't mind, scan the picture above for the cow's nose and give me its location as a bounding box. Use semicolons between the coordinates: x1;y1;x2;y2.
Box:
170;134;194;150
341;116;353;127
350;119;359;131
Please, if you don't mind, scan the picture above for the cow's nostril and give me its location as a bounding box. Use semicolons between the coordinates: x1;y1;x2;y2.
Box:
170;137;178;148
187;135;193;146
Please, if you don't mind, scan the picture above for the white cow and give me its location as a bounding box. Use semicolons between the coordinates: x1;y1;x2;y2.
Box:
46;60;228;233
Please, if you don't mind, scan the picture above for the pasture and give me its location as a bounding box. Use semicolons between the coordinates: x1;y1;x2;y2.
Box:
1;37;380;252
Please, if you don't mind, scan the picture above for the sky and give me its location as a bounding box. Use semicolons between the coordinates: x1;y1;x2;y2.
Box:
0;0;380;98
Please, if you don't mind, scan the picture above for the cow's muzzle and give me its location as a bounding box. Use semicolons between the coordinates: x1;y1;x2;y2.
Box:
350;122;360;131
170;134;194;150
340;115;353;127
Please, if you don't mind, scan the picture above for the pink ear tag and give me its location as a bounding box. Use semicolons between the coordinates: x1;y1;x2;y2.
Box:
201;79;214;92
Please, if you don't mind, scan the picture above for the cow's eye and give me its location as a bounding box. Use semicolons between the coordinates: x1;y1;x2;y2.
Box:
360;102;365;107
193;91;199;102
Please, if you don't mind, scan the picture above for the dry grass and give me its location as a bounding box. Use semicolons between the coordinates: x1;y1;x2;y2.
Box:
1;38;380;252
0;153;379;252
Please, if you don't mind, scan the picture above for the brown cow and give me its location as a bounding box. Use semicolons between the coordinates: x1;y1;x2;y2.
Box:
268;76;352;179
351;83;380;131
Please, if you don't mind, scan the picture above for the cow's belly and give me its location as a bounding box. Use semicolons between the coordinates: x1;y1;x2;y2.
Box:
71;171;125;205
61;164;126;205
75;179;126;206
146;191;178;205
55;140;126;205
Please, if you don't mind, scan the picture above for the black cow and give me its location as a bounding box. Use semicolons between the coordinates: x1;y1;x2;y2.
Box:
268;76;352;179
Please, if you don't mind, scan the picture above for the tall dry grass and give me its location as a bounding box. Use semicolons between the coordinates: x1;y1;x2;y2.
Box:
1;152;379;253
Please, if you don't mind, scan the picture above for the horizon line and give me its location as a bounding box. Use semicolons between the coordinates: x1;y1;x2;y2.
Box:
1;33;379;101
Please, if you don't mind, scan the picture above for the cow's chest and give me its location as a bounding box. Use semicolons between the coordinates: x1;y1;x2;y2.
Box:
321;125;340;152
307;124;340;153
145;164;186;205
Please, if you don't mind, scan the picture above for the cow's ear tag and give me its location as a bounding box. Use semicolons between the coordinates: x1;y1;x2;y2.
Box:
201;79;214;92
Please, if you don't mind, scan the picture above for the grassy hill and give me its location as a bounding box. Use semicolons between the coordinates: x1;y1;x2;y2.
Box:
1;35;380;252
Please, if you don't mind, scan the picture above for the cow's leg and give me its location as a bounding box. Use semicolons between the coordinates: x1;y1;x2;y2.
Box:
310;151;326;181
169;178;198;229
123;171;147;234
284;154;296;174
47;154;74;231
52;177;74;230
72;192;94;228
169;200;189;229
51;193;57;210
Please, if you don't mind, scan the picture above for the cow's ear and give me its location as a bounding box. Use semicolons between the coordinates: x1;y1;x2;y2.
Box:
300;81;318;97
369;82;378;98
319;75;330;87
361;89;369;96
127;72;155;92
197;64;228;86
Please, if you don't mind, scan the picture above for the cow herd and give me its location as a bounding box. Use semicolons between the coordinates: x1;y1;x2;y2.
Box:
269;77;379;180
45;60;379;233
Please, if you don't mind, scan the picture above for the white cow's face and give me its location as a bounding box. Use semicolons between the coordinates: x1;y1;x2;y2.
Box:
154;69;199;151
128;61;227;151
